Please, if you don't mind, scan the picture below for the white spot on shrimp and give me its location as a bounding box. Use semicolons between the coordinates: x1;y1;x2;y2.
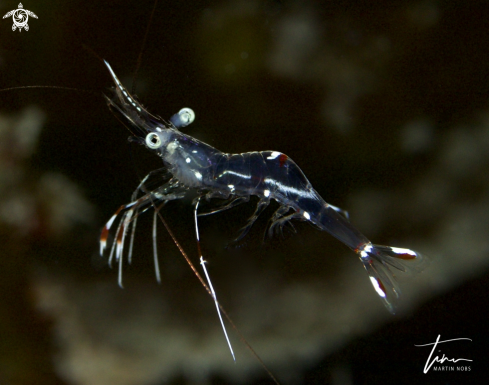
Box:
99;239;106;255
360;243;373;259
369;276;386;298
195;172;202;180
186;157;191;163
219;170;251;179
390;247;417;256
192;150;197;153
303;211;310;220
267;151;281;160
105;214;117;230
122;90;128;97
264;189;270;197
264;178;315;199
167;142;178;155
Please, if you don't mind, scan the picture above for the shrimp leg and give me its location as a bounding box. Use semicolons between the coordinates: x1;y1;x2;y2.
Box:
193;197;235;361
101;180;188;288
131;167;172;201
197;195;249;216
198;195;271;244
150;201;168;284
231;198;270;244
267;206;301;238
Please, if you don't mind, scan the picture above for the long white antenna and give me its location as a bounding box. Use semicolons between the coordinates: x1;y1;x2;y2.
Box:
194;198;236;361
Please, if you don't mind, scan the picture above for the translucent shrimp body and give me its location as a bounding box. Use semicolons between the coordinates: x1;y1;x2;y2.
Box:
101;61;427;314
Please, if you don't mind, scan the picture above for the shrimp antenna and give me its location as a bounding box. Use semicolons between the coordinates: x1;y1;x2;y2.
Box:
145;192;280;385
194;197;235;361
132;0;159;94
0;85;97;96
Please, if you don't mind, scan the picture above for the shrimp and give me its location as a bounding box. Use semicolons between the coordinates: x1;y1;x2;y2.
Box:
100;60;428;318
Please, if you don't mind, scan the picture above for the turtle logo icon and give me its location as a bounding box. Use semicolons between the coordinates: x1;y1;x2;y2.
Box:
3;3;38;32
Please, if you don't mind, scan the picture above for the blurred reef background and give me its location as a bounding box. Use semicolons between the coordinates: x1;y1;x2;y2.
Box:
0;0;488;384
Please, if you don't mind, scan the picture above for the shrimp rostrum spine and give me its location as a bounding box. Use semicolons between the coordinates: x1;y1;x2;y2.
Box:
100;60;427;314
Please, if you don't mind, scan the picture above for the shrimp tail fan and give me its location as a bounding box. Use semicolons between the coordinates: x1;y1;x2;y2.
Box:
358;243;428;314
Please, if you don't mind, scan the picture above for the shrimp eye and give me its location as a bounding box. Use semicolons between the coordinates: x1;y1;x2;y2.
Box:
178;108;195;126
170;107;195;128
145;132;162;149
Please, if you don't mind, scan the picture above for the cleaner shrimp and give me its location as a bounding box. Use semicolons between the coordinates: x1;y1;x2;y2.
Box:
100;59;428;324
0;2;435;383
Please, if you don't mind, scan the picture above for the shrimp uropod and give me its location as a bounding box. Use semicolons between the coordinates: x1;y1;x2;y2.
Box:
100;59;428;342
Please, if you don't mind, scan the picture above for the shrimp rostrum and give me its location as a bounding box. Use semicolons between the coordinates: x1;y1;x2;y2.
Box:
100;60;427;315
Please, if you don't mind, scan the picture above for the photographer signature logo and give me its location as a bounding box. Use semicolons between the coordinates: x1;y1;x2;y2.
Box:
415;335;473;373
3;3;37;32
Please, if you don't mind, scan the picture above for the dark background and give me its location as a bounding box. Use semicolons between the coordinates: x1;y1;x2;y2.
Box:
0;0;487;384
